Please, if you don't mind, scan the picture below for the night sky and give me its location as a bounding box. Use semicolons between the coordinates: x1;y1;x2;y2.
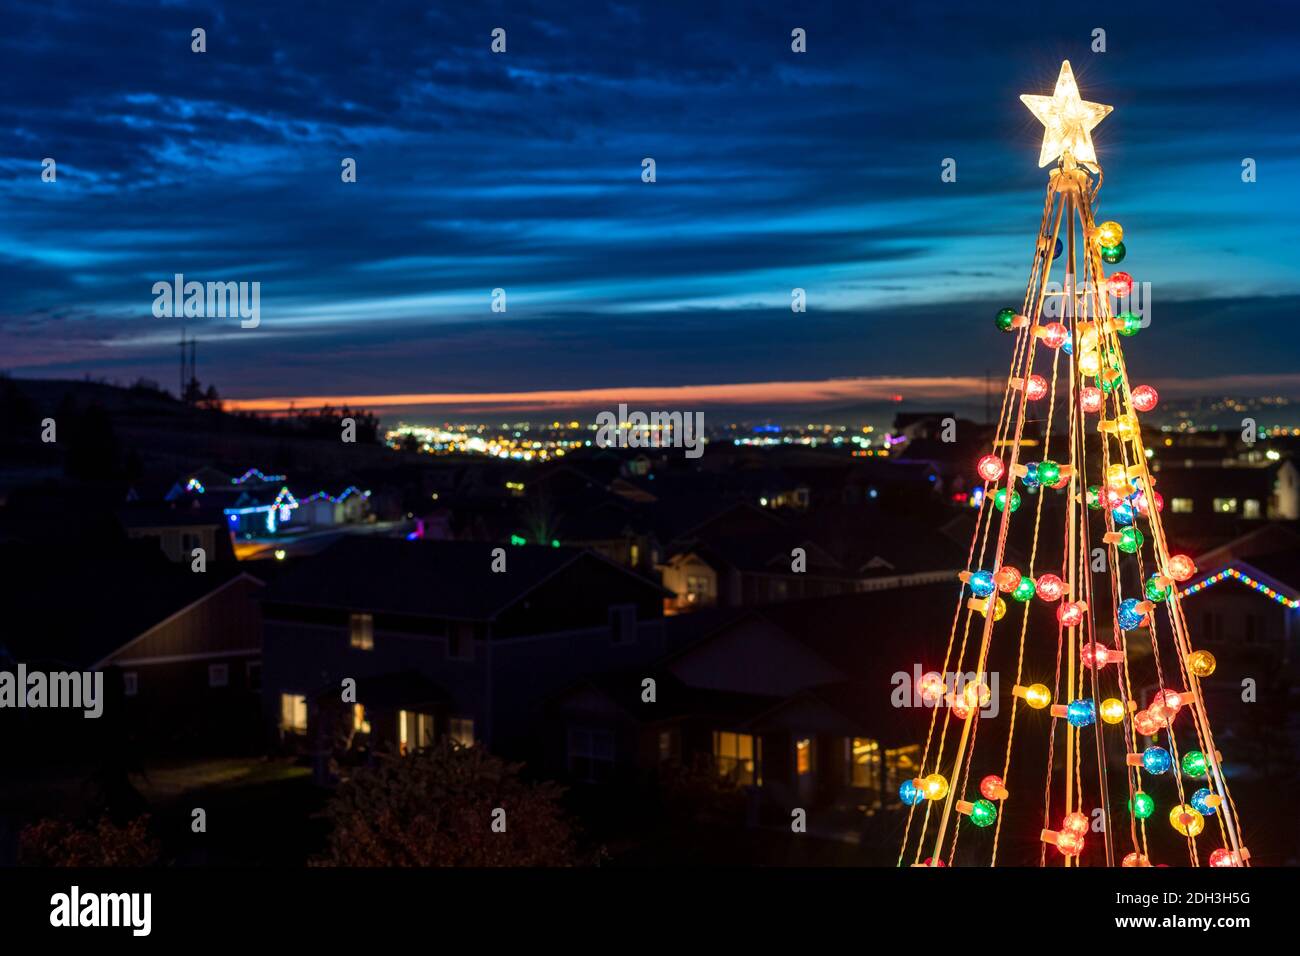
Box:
2;1;1298;419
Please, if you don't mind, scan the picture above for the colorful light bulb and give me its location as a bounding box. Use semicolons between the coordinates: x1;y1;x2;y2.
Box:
1112;502;1135;526
1023;684;1051;709
1133;710;1160;736
1096;221;1123;248
979;774;1006;801
922;857;946;867
1129;791;1155;819
1078;351;1101;376
1100;698;1126;724
1036;460;1061;486
1117;526;1144;554
1085;485;1102;510
920;672;946;704
1117;598;1147;631
1208;848;1239;868
899;779;925;805
1167;555;1196;582
970;799;998;828
1142;746;1172;774
1107;272;1134;298
1063;812;1090;835
976;454;1005;482
994;488;1021;513
1040;322;1068;349
1057;601;1085;628
1066;699;1096;727
1145;576;1171;603
1056;830;1085;856
1081;642;1110;669
994;566;1022;593
923;773;949;801
1081;386;1103;413
1101;241;1126;264
969;570;996;598
1131;385;1159;412
1169;804;1205;838
1182;750;1208;776
1012;577;1037;602
1121;852;1148;867
1036;573;1065;602
1188;650;1216;678
1025;374;1049;401
1117;311;1142;336
996;308;1018;332
1190;788;1217;817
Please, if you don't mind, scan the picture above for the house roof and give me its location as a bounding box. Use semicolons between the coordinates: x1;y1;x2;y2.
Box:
552;669;778;723
259;537;663;621
0;546;251;668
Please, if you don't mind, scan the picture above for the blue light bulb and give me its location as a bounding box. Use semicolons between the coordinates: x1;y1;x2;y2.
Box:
1117;598;1146;631
1142;746;1172;774
899;779;924;806
969;570;995;598
1066;699;1096;727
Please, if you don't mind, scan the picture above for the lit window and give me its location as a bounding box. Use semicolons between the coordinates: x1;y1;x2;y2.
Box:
349;613;374;650
1243;499;1262;519
658;729;674;762
1213;498;1238;514
713;731;760;786
208;663;229;688
398;710;434;753
685;575;714;605
280;694;308;733
885;745;921;802
1171;498;1194;514
567;727;615;782
353;704;370;735
847;737;882;789
123;672;139;698
795;737;814;776
449;716;475;747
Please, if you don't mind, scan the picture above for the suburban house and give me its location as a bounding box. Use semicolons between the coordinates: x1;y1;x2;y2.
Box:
117;500;236;563
0;543;265;755
257;538;675;779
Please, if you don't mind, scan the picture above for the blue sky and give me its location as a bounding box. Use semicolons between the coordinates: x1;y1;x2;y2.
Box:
2;0;1299;415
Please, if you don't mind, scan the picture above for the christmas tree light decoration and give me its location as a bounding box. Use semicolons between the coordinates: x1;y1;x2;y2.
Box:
1182;750;1210;776
1035;573;1065;602
1020;60;1112;171
1188;650;1216;677
1014;683;1053;709
898;63;1249;870
994;488;1021;512
1106;272;1134;297
920;672;947;704
1170;805;1205;838
900;780;926;806
1100;698;1127;724
922;857;946;867
923;774;950;801
1133;710;1160;736
969;570;996;598
1141;747;1172;775
1191;788;1218;816
1130;792;1155;820
1039;321;1069;349
1057;601;1086;628
1066;699;1096;727
959;799;999;828
994;566;1022;592
1095;220;1123;248
980;775;1010;801
1131;384;1159;412
1208;848;1240;868
977;454;1005;482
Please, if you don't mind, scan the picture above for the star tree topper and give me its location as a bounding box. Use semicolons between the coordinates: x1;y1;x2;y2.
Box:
1020;60;1112;172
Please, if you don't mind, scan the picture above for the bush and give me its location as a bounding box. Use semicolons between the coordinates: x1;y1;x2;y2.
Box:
19;815;161;867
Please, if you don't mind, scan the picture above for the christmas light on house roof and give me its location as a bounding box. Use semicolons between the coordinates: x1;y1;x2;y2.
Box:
898;62;1250;868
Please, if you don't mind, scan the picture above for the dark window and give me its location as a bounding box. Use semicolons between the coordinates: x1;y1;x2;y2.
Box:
449;623;475;661
245;660;262;692
609;604;636;645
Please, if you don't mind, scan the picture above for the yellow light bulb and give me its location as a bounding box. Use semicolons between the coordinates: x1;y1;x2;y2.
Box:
1079;351;1101;376
1096;221;1123;247
1100;698;1126;724
1078;327;1100;352
923;773;949;801
1188;650;1217;678
1169;804;1205;838
1025;683;1052;709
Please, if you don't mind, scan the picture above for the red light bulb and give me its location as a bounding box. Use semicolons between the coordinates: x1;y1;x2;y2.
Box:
1057;831;1085;857
1057;601;1085;627
1208;848;1239;868
1081;642;1110;669
1040;322;1068;349
1167;555;1196;582
1035;573;1065;602
1133;710;1160;736
1081;386;1103;413
1107;272;1134;297
1025;374;1049;401
979;774;1006;800
994;566;1022;592
1131;384;1159;412
976;454;1005;482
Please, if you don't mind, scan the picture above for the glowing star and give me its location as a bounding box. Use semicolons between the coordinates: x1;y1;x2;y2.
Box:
1020;60;1113;172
